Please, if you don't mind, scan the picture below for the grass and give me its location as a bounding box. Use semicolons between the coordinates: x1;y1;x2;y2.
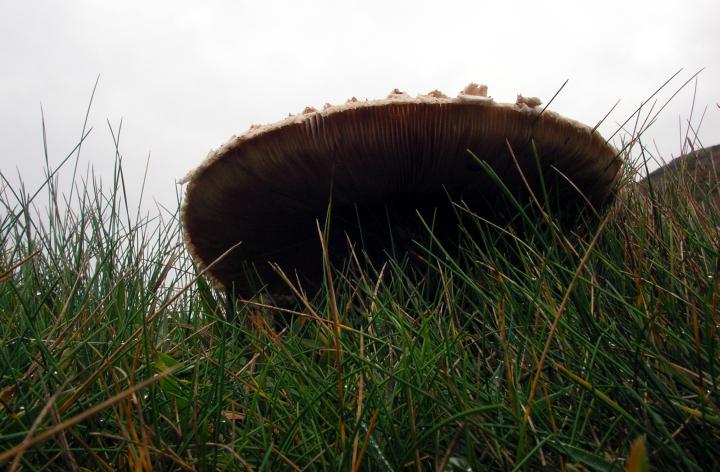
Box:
1;86;719;470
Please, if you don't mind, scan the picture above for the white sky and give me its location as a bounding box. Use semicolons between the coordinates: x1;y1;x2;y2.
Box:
1;0;719;214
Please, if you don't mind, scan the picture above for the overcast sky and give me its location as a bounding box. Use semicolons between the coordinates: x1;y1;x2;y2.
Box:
1;0;718;213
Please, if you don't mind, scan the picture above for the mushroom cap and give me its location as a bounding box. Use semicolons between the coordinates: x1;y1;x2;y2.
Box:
182;86;621;295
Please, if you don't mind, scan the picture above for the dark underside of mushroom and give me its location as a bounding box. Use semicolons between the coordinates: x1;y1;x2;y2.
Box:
183;99;621;297
221;179;601;297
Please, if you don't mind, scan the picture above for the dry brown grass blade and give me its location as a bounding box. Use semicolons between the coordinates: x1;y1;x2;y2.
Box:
523;210;612;424
57;242;242;415
237;296;354;333
350;328;365;470
205;442;254;471
152;251;178;293
69;430;115;472
268;263;331;330
8;380;68;471
18;271;117;388
0;364;182;465
92;432;197;471
0;250;40;283
316;220;345;448
437;422;465;472
625;435;649;472
351;410;379;472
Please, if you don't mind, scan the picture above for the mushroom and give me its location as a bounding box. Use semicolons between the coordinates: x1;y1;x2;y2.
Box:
181;84;621;296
